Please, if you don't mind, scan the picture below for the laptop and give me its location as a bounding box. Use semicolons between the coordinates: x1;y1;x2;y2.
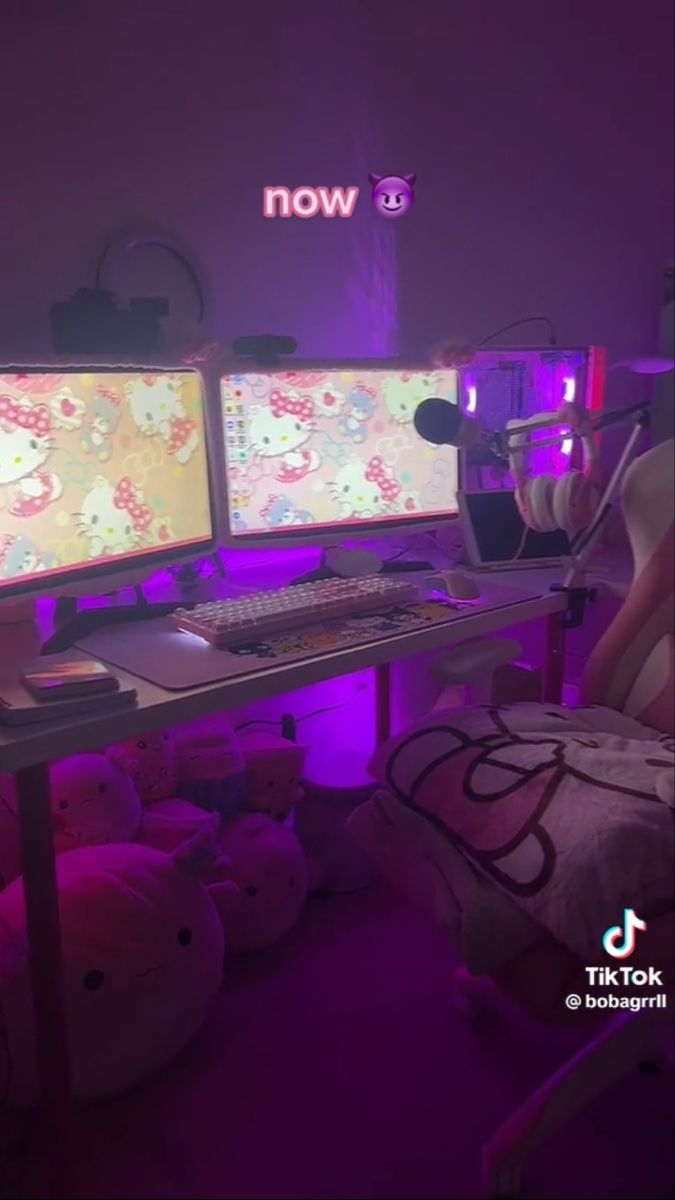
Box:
459;488;571;571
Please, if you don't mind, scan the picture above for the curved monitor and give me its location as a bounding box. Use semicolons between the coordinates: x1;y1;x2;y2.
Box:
219;362;459;544
0;366;216;600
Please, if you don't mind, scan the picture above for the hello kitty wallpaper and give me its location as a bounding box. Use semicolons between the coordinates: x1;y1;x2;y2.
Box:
0;369;213;594
220;368;460;537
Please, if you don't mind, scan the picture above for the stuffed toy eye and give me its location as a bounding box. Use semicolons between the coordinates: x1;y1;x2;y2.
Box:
82;969;105;991
245;885;258;897
58;800;69;811
98;783;108;794
137;740;147;750
177;927;192;946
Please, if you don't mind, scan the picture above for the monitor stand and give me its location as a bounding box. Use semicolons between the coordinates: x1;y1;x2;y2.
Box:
41;587;195;656
42;551;228;655
292;546;433;585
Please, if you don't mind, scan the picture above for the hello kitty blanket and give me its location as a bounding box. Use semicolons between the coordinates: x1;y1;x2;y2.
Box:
361;703;675;968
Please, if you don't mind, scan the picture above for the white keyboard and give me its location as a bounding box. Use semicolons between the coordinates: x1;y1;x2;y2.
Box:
170;575;419;648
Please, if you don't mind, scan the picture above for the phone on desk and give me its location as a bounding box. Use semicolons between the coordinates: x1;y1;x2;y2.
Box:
21;659;120;701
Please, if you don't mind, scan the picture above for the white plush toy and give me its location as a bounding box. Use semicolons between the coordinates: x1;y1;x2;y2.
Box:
50;754;142;853
0;841;228;1107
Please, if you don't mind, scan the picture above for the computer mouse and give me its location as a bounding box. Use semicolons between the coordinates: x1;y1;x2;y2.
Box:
427;570;481;601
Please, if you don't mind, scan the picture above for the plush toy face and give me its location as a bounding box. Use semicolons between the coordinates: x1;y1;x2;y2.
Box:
207;814;308;952
0;842;225;1107
107;729;179;805
50;754;142;853
240;735;306;820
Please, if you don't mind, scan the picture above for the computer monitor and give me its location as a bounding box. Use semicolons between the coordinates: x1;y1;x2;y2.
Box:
218;363;460;544
0;366;216;601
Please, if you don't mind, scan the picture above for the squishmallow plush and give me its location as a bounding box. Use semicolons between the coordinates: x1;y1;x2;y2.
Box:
175;716;247;816
50;754;142;853
0;773;21;891
238;732;306;821
205;813;308;952
107;729;179;806
139;798;220;855
0;841;227;1107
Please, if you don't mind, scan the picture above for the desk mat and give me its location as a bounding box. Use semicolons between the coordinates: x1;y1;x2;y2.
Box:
77;583;540;691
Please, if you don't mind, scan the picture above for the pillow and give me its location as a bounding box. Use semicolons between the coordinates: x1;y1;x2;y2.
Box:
204;814;308;952
0;842;226;1107
139;799;220;854
50;754;142;852
107;729;179;805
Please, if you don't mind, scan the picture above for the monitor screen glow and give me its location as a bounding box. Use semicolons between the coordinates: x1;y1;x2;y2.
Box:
0;368;215;599
220;366;459;540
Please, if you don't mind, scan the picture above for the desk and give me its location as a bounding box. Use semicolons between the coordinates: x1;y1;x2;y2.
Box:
0;572;568;1198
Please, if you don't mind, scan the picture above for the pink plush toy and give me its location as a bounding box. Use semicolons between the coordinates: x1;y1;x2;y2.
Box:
238;732;307;821
175;716;248;816
0;772;21;891
0;841;227;1107
139;798;220;855
107;729;179;806
50;754;142;854
204;813;308;952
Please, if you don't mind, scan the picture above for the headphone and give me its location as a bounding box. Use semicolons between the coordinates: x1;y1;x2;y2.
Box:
507;405;603;536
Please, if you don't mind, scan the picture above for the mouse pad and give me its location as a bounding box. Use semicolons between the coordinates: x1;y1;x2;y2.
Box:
75;583;539;691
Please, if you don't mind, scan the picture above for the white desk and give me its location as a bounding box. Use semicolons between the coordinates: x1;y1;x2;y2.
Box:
0;569;570;1198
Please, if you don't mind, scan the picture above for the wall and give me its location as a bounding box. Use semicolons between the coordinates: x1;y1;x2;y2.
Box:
371;1;674;378
2;1;672;373
0;0;395;360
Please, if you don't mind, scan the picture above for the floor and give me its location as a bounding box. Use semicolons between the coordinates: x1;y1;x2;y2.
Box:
28;883;672;1200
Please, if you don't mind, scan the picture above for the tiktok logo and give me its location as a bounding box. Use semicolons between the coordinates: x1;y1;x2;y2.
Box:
602;908;647;959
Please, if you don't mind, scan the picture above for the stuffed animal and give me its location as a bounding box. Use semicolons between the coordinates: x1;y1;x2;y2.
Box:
107;729;179;806
0;773;21;891
175;716;248;816
139;798;220;855
0;841;228;1107
238;732;306;821
50;754;142;853
204;813;308;952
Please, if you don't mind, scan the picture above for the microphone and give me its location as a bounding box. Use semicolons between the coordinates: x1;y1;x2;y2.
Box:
413;396;655;458
413;397;510;458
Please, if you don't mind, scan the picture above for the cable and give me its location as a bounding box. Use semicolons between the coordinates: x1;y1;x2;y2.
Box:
233;683;369;735
94;234;206;324
478;316;557;348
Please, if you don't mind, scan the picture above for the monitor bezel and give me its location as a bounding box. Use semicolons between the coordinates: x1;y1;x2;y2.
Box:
216;358;461;548
0;362;219;602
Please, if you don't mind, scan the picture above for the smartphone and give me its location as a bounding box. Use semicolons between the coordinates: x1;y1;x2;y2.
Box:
21;659;120;701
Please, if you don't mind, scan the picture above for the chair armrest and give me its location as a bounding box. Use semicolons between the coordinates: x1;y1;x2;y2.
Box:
433;636;522;684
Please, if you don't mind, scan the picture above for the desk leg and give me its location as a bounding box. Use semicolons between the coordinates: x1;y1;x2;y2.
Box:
543;614;565;705
375;663;391;745
16;763;74;1199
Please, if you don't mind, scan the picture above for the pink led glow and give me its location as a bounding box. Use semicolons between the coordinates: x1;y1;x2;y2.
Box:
466;385;478;413
563;376;576;402
561;436;574;456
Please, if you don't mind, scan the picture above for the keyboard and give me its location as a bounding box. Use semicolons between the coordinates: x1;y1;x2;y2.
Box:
169;575;420;648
